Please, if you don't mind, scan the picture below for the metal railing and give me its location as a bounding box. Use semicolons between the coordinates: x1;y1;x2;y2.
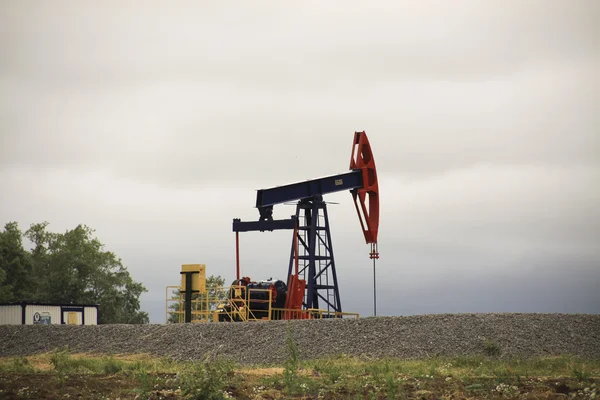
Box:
166;284;359;323
165;285;184;323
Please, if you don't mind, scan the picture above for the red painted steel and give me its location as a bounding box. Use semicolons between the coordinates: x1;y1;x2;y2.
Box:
283;274;307;318
349;131;380;247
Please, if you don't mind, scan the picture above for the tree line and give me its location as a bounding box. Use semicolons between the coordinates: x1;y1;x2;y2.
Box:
0;221;148;324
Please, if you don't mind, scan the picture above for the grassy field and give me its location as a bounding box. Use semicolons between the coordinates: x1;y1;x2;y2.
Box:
0;345;598;399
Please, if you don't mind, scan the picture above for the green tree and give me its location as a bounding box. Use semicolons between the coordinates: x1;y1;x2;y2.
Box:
21;222;149;324
0;263;12;302
0;222;34;302
204;274;227;309
167;274;227;323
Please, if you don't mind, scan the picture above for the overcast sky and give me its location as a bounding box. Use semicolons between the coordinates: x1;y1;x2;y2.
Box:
1;1;598;323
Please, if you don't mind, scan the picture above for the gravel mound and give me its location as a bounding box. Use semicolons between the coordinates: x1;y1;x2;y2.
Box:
1;313;598;364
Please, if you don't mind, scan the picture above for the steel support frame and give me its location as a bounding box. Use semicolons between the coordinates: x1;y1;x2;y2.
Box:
287;195;342;313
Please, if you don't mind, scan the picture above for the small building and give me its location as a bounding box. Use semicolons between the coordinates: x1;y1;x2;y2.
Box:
0;302;99;325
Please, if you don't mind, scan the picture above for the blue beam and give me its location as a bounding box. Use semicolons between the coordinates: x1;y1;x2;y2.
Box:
233;217;297;232
256;170;363;208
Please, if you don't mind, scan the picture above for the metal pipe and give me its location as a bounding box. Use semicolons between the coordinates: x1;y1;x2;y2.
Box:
235;231;240;280
294;224;299;276
373;256;377;317
371;243;377;317
184;273;192;323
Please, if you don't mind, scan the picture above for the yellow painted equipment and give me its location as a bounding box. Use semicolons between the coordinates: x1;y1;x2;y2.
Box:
165;278;360;324
180;264;206;293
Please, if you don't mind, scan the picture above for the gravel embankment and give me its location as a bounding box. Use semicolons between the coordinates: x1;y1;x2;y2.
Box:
1;313;598;364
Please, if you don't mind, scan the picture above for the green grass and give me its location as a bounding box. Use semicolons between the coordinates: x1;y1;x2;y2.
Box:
5;356;36;373
0;349;598;399
303;353;600;380
2;351;598;380
0;347;180;375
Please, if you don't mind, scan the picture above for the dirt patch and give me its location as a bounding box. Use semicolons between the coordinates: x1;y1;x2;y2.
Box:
240;367;284;376
0;371;598;399
239;367;313;377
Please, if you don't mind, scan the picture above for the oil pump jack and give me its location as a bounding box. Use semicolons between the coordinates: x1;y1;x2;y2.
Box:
226;131;380;319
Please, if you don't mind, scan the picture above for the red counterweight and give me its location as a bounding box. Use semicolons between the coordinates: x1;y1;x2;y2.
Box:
349;131;380;259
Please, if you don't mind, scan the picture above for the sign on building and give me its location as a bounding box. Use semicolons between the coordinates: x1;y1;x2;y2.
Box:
33;311;51;325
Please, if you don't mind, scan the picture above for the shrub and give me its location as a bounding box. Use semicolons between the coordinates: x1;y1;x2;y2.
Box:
283;323;300;386
49;347;71;373
483;339;501;357
178;355;235;400
102;356;124;374
572;364;591;382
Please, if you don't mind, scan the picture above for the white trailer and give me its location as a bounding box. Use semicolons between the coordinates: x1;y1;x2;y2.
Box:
0;302;99;325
